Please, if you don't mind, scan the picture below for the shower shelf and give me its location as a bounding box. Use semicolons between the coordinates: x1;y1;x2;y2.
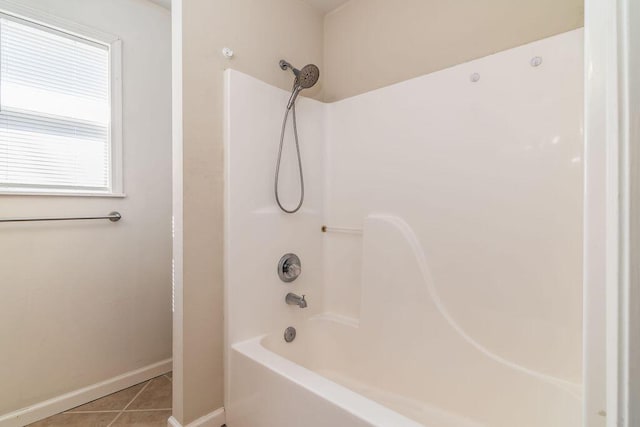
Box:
321;225;363;235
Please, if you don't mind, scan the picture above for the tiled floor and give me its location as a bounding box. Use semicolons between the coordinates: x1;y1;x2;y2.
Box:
28;372;172;427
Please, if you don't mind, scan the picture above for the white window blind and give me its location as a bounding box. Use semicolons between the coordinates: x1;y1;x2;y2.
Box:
0;14;112;193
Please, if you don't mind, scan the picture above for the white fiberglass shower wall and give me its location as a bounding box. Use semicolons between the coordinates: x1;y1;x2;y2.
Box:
225;29;583;427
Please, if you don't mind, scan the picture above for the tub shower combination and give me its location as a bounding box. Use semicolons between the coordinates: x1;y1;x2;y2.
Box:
224;30;583;427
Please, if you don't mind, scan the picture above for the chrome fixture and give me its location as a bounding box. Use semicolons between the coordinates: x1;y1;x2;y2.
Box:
279;60;320;110
286;293;307;308
0;211;122;223
274;59;320;214
278;253;302;282
284;326;297;343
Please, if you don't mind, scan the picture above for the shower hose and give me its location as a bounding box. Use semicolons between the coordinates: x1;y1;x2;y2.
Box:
274;94;304;214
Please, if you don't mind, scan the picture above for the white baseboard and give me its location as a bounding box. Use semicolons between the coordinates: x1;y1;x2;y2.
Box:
0;358;172;427
167;408;225;427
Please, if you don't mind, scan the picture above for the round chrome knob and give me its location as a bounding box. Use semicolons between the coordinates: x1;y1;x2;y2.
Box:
278;253;301;282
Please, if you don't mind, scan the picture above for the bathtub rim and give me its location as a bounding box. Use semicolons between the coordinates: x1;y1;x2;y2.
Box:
231;335;427;427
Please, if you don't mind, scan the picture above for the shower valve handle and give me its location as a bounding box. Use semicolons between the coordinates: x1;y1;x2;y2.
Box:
285;262;301;277
278;253;302;282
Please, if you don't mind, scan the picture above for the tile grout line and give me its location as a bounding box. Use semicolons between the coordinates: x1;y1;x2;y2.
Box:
63;408;172;414
124;380;153;411
106;380;152;427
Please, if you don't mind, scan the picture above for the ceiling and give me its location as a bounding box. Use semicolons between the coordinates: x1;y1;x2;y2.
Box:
302;0;350;14
146;0;351;14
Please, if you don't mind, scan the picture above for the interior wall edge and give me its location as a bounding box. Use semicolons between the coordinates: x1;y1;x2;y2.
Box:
171;0;186;424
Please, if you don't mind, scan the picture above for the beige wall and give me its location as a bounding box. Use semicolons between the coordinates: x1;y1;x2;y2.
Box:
0;0;172;419
173;0;323;424
323;0;584;101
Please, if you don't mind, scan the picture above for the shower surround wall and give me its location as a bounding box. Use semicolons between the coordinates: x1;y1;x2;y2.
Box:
224;70;326;345
324;30;583;379
225;29;583;426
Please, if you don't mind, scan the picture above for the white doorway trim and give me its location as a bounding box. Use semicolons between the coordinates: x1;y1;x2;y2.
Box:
585;0;639;425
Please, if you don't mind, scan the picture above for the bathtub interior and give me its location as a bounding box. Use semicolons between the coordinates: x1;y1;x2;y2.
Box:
261;312;580;427
225;29;584;427
259;215;581;427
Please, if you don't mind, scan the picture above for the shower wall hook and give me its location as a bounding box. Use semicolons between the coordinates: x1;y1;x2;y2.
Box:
222;47;234;59
470;73;480;83
530;56;543;67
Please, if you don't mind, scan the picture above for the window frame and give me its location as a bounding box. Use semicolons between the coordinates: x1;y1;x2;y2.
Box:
0;0;123;197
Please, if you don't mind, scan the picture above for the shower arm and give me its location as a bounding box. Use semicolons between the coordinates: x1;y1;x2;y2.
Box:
279;59;298;76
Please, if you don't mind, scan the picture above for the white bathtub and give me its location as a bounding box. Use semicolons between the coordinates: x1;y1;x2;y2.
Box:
227;314;581;427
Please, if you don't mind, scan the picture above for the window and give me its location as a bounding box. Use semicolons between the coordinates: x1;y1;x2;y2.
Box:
0;10;122;196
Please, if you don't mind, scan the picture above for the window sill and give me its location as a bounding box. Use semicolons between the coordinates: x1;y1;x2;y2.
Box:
0;191;127;198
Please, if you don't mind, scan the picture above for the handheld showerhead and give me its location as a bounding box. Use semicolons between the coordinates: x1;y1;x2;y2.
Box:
275;60;320;214
280;60;320;109
296;64;320;89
